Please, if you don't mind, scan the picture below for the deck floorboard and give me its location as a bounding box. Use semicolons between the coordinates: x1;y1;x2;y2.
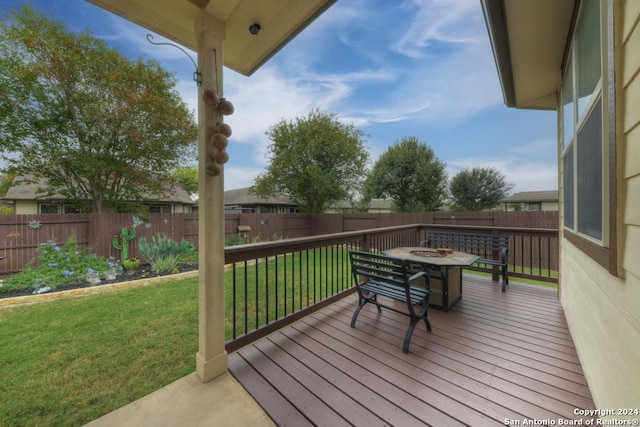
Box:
229;276;595;426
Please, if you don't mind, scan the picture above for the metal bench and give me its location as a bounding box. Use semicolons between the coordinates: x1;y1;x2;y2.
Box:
422;231;510;292
349;250;432;353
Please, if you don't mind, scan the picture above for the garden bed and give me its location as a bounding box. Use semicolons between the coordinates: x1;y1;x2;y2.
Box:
0;263;199;300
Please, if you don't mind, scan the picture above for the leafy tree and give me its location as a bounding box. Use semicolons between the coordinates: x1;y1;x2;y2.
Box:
0;172;14;197
449;167;514;211
251;109;369;213
171;166;198;195
0;7;197;213
365;137;447;212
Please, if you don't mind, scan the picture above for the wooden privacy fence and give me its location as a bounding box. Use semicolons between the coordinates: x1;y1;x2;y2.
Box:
0;213;198;277
0;211;558;278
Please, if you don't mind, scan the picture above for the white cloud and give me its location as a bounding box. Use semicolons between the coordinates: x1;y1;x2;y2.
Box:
224;167;262;190
508;139;557;157
222;67;318;166
393;0;483;59
446;157;558;194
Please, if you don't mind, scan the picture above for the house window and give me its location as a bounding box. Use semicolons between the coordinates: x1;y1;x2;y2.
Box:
529;203;541;212
148;204;172;213
39;203;60;214
64;204;87;214
560;0;617;274
561;0;603;242
561;54;574;150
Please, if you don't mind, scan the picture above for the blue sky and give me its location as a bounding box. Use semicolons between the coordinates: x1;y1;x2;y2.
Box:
1;0;558;194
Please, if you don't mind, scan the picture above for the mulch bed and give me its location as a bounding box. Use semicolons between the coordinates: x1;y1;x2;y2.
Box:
0;263;199;300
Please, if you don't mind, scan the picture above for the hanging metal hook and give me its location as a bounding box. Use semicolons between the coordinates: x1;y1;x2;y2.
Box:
146;34;202;86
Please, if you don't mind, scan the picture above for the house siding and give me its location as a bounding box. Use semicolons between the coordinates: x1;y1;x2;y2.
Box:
560;0;640;411
15;200;38;215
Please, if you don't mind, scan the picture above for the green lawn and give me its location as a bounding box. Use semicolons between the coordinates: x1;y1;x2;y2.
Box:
225;249;351;337
464;268;558;288
0;249;351;426
0;278;199;426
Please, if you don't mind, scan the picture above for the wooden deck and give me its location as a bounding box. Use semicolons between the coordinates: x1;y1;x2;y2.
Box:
228;276;595;426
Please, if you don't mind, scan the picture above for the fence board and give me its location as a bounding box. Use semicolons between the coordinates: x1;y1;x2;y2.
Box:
0;211;558;278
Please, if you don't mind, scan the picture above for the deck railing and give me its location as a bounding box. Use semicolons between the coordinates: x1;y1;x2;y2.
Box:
224;224;558;351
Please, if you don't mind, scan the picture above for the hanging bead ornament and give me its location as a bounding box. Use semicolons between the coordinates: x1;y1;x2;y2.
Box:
203;49;233;176
214;150;229;164
218;98;235;115
202;88;220;107
211;132;228;149
205;133;230;176
217;122;232;137
205;161;222;176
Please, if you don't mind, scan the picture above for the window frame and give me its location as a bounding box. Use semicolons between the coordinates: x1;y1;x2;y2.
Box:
39;202;61;214
148;204;172;214
560;0;618;275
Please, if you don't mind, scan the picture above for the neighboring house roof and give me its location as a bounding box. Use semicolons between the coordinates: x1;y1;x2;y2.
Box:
329;199;394;211
369;199;395;210
2;176;193;204
500;190;558;204
224;187;298;207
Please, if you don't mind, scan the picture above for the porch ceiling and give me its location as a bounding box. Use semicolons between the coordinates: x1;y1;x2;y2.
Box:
481;0;577;110
87;0;336;76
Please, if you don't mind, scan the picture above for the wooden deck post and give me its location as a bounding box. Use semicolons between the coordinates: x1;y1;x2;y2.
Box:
195;11;228;383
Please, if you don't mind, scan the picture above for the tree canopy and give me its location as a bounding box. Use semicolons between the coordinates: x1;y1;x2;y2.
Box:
251;109;369;213
365;137;447;212
171;166;198;195
449;167;514;211
0;7;197;213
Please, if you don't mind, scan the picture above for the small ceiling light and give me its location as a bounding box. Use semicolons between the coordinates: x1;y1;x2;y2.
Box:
249;23;261;35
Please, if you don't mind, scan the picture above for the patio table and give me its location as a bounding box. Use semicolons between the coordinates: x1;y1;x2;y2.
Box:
382;247;480;311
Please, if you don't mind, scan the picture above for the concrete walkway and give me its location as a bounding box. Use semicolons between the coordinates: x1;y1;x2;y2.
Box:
85;372;275;427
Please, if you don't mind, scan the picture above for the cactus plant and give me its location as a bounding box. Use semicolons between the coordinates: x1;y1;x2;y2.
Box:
112;227;136;262
122;257;141;275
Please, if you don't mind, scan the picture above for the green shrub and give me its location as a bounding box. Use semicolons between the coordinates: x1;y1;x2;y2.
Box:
151;254;181;274
180;240;196;254
2;236;111;292
138;234;182;264
224;233;246;246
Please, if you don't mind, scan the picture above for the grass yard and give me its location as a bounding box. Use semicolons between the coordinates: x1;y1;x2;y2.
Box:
464;266;558;288
225;249;351;338
0;277;199;426
0;249;350;426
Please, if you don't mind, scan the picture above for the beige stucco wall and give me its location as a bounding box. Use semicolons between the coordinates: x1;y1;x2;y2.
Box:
541;201;558;211
559;0;640;412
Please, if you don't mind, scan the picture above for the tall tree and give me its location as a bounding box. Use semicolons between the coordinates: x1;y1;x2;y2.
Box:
171;166;198;195
251;109;369;213
365;137;447;212
0;7;197;213
449;167;514;211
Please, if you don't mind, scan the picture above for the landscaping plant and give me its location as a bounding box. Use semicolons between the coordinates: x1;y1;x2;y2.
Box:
1;235;112;292
139;233;183;273
112;226;136;262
